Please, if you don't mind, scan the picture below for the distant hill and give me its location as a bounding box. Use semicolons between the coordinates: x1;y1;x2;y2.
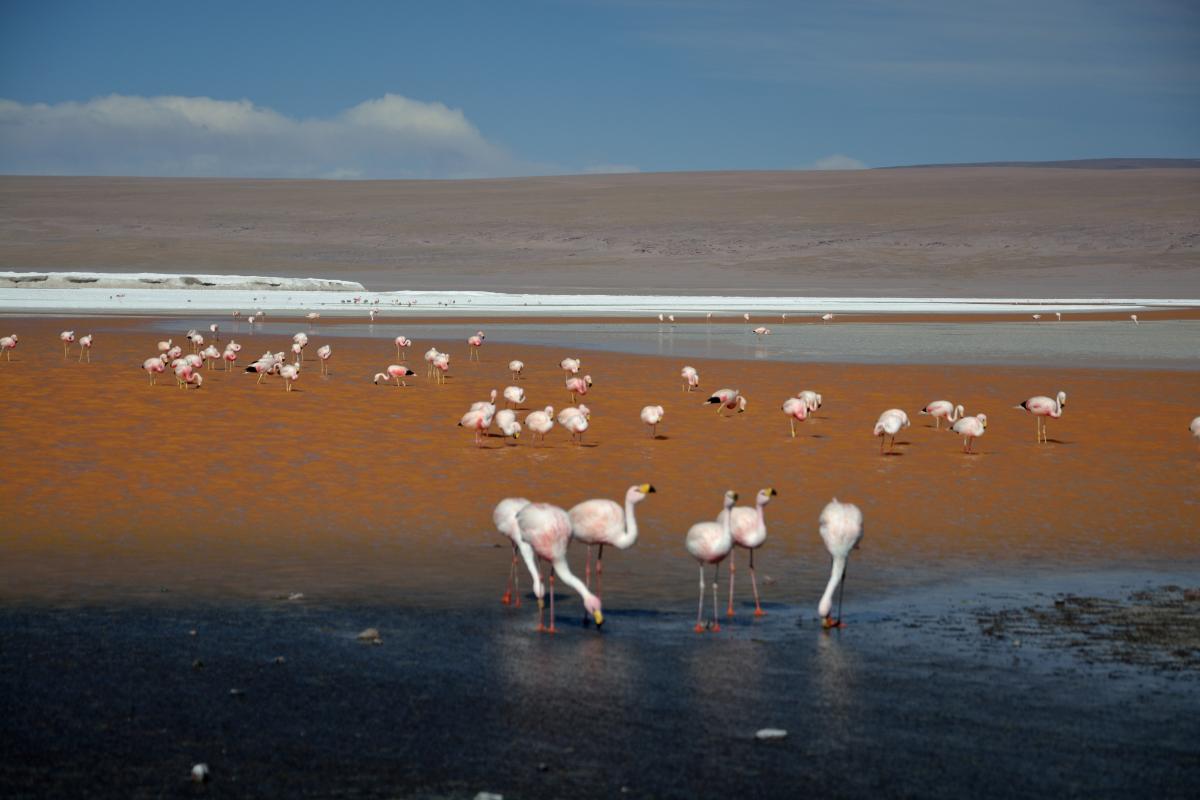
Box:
883;158;1200;170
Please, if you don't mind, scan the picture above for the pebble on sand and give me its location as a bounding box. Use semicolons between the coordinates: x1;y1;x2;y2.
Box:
755;728;788;741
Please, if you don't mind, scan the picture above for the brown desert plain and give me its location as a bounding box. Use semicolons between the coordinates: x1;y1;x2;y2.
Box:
1;315;1197;610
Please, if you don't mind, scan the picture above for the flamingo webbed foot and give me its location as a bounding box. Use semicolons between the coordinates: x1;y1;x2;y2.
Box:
754;609;767;618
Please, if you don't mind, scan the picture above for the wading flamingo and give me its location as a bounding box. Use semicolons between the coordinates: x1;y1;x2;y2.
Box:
921;400;963;430
200;345;221;369
280;362;300;392
395;336;412;360
566;374;592;404
306;312;320;322
493;498;541;607
509;360;524;381
459;405;495;446
424;347;440;378
222;347;238;371
209;323;219;341
77;334;93;362
1032;314;1041;321
743;313;750;322
370;309;379;322
433;353;450;384
494;409;522;443
569;484;655;602
818;498;863;628
681;366;700;392
1017;390;1066;443
560;408;589;445
516;503;603;632
0;334;17;360
706;388;746;415
797;390;822;413
525;406;555;443
374;365;415;387
143;357;165;384
640;405;664;438
560;357;581;377
821;313;835;322
752;326;771;338
782;397;808;437
1130;314;1139;326
468;332;485;361
685;490;738;632
874;409;910;454
184;371;203;389
721;488;777;617
317;344;332;375
471;389;499;416
952;412;987;453
60;330;75;359
503;386;525;409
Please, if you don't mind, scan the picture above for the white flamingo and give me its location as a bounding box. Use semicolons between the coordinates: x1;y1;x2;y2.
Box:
818;498;863;628
921;400;963;430
516;503;603;632
509;359;524;380
685;490;738;632
873;409;910;454
952;413;988;453
525;406;555;443
503;386;525;409
1017;390;1066;443
640;405;664;438
720;488;777;617
680;365;700;392
493;498;540;607
317;344;332;375
706;388;746;415
569;484;655;601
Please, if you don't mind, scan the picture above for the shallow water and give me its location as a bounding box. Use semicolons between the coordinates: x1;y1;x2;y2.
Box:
217;319;1200;369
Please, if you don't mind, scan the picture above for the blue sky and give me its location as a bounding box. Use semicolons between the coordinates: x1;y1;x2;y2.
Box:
1;0;1197;178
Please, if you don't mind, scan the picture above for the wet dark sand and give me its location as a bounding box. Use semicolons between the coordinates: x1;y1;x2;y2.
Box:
1;315;1199;797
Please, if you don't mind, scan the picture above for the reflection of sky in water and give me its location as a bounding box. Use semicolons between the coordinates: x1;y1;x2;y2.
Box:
193;319;1200;369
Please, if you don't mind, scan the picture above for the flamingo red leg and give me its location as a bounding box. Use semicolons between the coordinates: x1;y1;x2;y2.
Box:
750;549;765;617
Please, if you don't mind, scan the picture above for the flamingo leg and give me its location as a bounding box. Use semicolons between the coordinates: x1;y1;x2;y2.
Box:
726;550;736;616
547;574;557;633
790;418;796;438
502;548;516;605
537;563;547;631
750;549;765;617
596;544;604;600
836;561;848;627
695;565;706;632
584;545;592;590
710;562;722;632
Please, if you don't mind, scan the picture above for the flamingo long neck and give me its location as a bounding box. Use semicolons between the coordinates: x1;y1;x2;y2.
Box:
1054;394;1063;415
617;495;641;549
721;502;734;549
819;556;847;617
950;404;963;422
552;556;597;607
516;541;542;597
756;501;767;533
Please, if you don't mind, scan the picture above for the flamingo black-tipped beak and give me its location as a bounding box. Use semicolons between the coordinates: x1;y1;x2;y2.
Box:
768;488;778;496
641;484;656;494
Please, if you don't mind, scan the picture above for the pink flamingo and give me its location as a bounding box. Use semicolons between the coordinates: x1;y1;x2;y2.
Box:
797;390;822;413
685;490;738;632
566;374;592;404
503;386;525;408
209;323;219;341
174;362;194;388
395;336;411;360
681;365;700;392
818;498;863;628
560;409;589;445
569;484;655;602
952;413;988;453
459;406;494;446
76;335;93;362
1017;391;1066;443
782;397;809;437
200;345;221;369
424;347;440;379
317;344;332;375
222;347;238;371
167;345;183;360
525;406;555;443
509;360;524;380
706;388;746;415
560;357;580;377
60;330;75;359
0;334;17;360
373;365;415;387
515;503;603;633
640;405;664;438
873;409;910;454
721;488;777;617
433;353;450;384
467;332;485;361
143;357;166;385
1191;416;1200;445
752;326;771;338
921;400;963;430
493;498;540;606
280;362;299;392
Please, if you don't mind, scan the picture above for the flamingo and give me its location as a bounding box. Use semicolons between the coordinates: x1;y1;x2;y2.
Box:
1130;314;1139;326
743;313;750;322
468;332;485;361
459;405;494;446
818;498;864;628
952;413;987;453
395;336;411;360
781;313;788;322
797;390;822;413
566;374;592;404
222;347;238;371
516;502;604;633
493;498;541;606
874;409;910;454
640;405;664;438
471;389;499;415
174;362;194;388
525;406;555;443
503;386;525;409
782;397;808;437
752;326;771;338
143;357;166;384
77;334;93;362
1032;314;1042;321
60;330;75;359
317;344;332;375
509;360;524;380
681;365;700;392
705;388;746;415
720;487;777;617
184;371;203;389
424;347;440;378
232;311;241;319
1055;312;1063;321
921;400;963;430
494;409;522;442
291;342;304;362
167;345;183;360
307;312;320;322
433;353;450;384
292;332;308;352
1017;390;1066;443
280;362;300;392
1191;416;1200;445
821;313;835;322
188;332;205;352
658;313;664;323
369;308;379;321
569;484;655;600
200;344;221;368
685;490;738;632
0;334;17;360
561;410;589;445
157;339;172;354
373;365;415;387
209;323;220;341
560;357;581;377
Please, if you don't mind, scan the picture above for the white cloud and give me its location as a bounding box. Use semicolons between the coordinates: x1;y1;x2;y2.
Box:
811;154;868;171
0;93;524;179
